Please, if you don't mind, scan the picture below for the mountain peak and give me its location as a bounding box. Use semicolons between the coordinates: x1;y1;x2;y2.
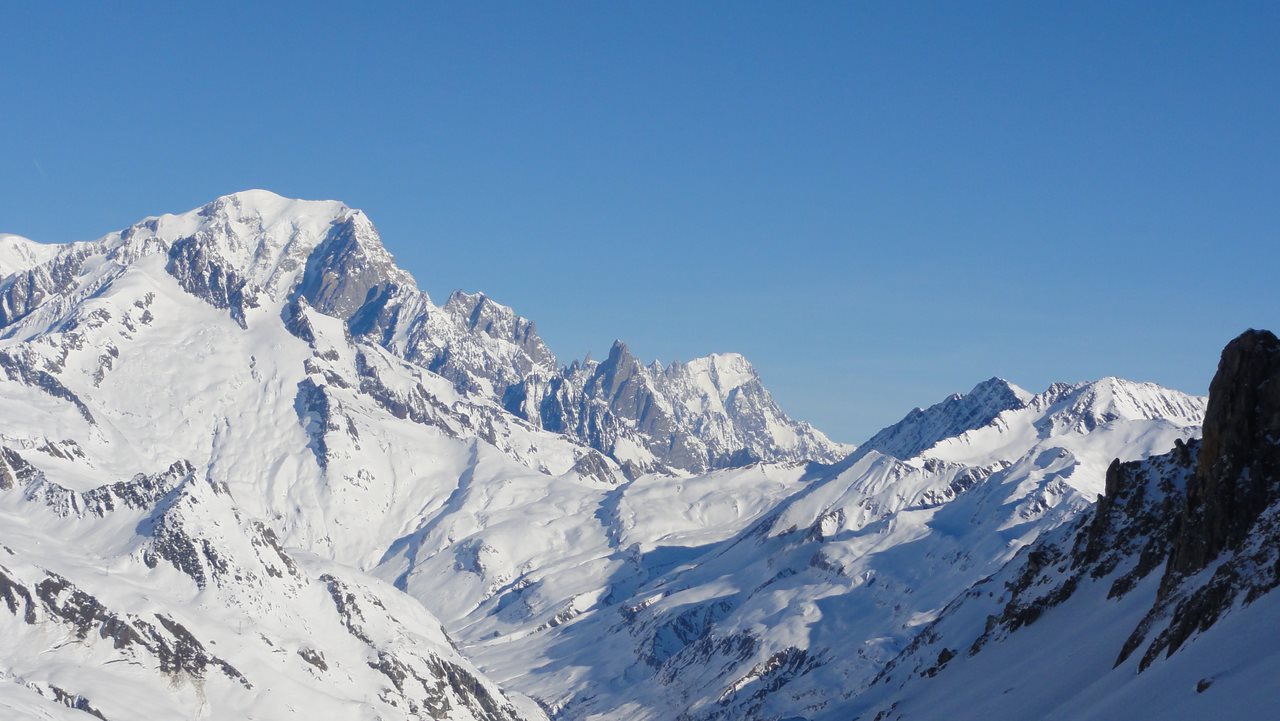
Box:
1033;375;1208;435
850;376;1034;462
442;291;532;333
696;351;753;372
0;233;62;276
4;191;850;478
157;190;376;303
605;339;634;365
193;189;349;232
208;187;290;206
429;289;556;379
674;352;760;399
968;376;1032;404
445;289;488;307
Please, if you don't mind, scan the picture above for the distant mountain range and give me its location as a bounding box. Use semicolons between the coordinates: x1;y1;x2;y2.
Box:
0;191;1272;721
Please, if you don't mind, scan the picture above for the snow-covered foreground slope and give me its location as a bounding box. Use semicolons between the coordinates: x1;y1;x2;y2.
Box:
0;190;1246;721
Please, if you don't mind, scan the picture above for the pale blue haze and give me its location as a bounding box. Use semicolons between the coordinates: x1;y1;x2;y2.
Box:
2;2;1277;441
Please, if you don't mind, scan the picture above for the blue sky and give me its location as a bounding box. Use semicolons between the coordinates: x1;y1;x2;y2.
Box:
2;2;1277;442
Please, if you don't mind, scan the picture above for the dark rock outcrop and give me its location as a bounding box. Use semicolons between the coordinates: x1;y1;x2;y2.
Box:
0;447;42;490
0;245;98;331
1124;328;1280;668
26;460;192;518
0;351;96;423
166;236;260;328
2;569;250;687
1169;328;1280;574
294;213;410;322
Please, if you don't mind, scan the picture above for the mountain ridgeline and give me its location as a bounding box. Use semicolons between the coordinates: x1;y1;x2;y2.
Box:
0;191;1272;721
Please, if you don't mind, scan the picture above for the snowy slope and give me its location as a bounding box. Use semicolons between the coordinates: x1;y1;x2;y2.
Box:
0;234;63;277
0;192;587;720
0;454;544;721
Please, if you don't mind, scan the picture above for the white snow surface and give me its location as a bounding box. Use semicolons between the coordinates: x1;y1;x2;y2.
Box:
0;234;64;276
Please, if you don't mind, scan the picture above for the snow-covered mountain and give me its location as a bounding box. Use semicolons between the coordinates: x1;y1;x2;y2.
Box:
2;190;1268;721
0;191;843;478
439;374;1205;721
503;340;847;475
844;328;1280;721
0;192;580;720
0;234;62;277
0;190;845;718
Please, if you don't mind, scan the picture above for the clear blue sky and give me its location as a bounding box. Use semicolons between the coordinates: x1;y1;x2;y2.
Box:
2;2;1277;442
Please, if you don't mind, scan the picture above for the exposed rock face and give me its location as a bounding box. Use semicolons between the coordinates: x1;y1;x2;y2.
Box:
1126;328;1280;668
294;210;414;321
26;460;193;518
1013;330;1280;666
948;442;1198;661
1170;328;1280;574
37;573;251;686
0;349;96;423
166;236;261;328
0;266;53;328
417;290;560;399
442;291;556;372
0;245;94;329
0;447;42;491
